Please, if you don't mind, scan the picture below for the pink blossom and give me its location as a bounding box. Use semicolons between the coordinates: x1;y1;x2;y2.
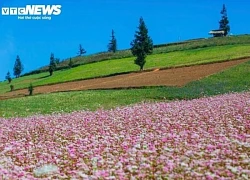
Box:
0;92;249;179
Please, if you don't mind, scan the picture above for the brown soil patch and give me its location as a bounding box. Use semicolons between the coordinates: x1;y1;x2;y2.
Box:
0;58;249;100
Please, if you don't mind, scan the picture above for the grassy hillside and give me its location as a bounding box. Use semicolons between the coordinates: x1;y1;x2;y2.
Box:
1;44;250;95
36;35;250;71
1;60;249;118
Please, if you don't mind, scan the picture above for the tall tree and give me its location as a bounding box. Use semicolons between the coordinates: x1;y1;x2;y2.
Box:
13;55;24;78
78;44;86;56
49;53;56;76
130;17;153;71
108;29;117;53
219;4;230;36
5;71;12;83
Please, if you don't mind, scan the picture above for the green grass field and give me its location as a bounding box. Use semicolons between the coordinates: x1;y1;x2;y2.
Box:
1;44;250;94
38;35;250;70
1;60;249;118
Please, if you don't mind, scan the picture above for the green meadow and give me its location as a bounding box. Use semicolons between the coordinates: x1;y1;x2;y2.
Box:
1;60;249;118
0;44;250;94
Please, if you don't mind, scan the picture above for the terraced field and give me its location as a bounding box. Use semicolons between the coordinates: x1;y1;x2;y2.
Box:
0;58;248;100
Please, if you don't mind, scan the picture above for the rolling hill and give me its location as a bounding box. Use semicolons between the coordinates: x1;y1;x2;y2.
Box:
0;35;250;95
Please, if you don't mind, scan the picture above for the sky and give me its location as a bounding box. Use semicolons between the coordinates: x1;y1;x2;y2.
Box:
0;0;249;81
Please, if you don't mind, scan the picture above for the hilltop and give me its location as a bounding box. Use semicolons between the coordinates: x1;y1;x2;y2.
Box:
22;35;250;76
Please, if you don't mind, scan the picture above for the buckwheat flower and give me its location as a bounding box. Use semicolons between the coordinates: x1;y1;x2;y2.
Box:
164;146;173;152
1;92;250;178
205;172;216;180
163;161;175;172
95;170;109;177
206;144;216;152
134;143;141;149
227;165;238;174
33;164;59;177
107;176;116;180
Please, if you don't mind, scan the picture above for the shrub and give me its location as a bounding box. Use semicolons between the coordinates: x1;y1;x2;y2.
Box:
28;83;34;96
5;71;12;83
10;85;14;91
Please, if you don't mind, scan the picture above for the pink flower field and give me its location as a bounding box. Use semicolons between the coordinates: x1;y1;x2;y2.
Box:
0;92;250;179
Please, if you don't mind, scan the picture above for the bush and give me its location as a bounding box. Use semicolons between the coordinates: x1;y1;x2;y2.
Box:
28;83;34;96
10;85;14;91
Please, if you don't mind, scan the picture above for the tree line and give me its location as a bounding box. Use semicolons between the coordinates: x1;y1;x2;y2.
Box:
5;4;230;83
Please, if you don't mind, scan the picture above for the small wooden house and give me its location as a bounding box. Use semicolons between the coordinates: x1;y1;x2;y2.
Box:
209;30;225;37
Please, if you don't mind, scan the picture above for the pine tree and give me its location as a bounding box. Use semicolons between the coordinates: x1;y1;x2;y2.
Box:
13;55;24;78
130;17;153;71
108;29;117;53
49;53;57;76
78;44;86;56
5;71;12;83
219;4;230;36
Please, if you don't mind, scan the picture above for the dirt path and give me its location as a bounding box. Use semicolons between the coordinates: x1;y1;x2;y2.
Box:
0;58;249;100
